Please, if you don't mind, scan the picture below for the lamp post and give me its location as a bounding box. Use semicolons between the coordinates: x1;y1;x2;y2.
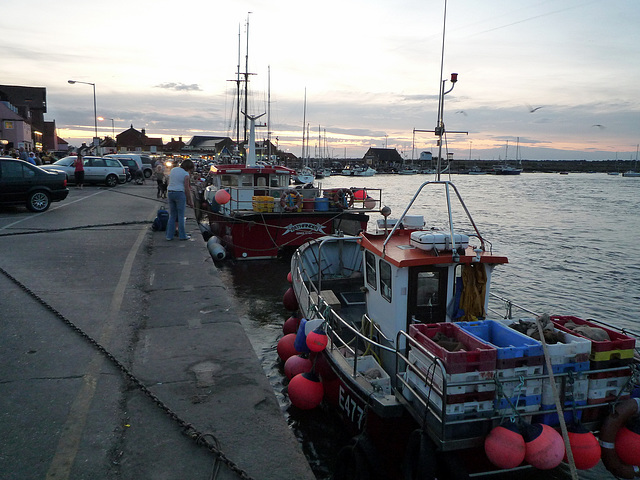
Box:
68;80;97;142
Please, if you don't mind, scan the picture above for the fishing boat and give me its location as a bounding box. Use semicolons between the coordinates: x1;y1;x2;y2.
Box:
342;165;377;177
280;7;640;475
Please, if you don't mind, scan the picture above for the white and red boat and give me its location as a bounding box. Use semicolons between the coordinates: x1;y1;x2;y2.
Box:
199;118;381;260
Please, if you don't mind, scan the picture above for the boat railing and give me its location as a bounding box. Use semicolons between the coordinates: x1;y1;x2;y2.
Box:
382;181;486;258
211;184;383;215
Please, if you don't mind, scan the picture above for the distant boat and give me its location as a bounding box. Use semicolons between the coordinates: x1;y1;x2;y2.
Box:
622;144;640;177
293;166;314;184
493;139;523;175
468;165;488;175
398;167;418;175
342;165;376;176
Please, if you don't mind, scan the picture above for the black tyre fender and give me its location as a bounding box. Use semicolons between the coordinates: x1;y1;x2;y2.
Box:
105;174;118;188
27;190;51;212
333;434;384;480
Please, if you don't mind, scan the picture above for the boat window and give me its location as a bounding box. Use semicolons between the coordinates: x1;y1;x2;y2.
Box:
241;175;253;187
407;266;448;324
416;271;440;307
220;175;239;187
365;251;377;290
379;259;392;302
270;174;288;188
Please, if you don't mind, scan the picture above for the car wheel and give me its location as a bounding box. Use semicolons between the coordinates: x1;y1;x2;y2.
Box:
27;191;51;212
105;174;118;188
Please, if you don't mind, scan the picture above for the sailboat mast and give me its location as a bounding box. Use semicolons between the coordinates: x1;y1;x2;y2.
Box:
435;0;448;180
301;88;307;159
243;12;251;145
236;25;241;148
267;65;271;162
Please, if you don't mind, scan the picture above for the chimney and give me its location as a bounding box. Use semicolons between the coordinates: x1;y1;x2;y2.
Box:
179;136;182;142
171;138;175;142
141;128;146;136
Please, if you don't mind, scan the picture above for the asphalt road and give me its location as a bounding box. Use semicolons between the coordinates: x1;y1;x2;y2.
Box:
0;182;314;480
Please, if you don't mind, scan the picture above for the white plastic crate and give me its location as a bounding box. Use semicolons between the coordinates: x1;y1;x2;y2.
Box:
587;370;632;400
346;355;391;395
542;377;589;405
408;349;495;396
406;369;494;416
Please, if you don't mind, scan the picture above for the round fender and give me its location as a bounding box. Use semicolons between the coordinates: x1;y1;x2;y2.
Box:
333;188;355;209
600;397;640;479
280;189;303;212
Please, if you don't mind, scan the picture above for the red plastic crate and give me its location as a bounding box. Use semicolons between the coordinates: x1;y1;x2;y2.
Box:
409;323;496;374
551;316;635;352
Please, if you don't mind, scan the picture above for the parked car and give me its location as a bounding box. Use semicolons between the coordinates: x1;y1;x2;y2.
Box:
0;157;69;212
105;154;154;178
41;156;126;187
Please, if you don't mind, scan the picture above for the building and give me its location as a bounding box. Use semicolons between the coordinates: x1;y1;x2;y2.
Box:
0;85;51;152
362;147;404;172
115;125;163;154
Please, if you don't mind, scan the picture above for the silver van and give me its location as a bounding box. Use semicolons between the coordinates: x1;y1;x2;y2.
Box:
105;154;154;178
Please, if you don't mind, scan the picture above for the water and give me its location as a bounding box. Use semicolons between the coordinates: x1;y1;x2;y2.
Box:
217;172;640;479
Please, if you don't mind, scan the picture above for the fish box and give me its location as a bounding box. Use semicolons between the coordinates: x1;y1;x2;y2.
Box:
410;230;469;252
409;323;496;374
346;355;391;395
252;196;274;213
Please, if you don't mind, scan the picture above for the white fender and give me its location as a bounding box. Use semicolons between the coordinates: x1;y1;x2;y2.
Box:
207;236;226;260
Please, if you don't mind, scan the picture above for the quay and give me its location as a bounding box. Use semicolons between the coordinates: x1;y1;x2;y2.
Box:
0;183;315;480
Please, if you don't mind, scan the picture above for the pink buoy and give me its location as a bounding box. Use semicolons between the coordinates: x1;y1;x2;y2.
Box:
306;327;328;352
286;271;292;283
282;287;299;311
283;315;301;335
284;355;313;380
523;423;565;470
288;371;323;410
353;189;366;200
276;333;299;362
484;423;526;469
214;189;231;205
364;196;377;209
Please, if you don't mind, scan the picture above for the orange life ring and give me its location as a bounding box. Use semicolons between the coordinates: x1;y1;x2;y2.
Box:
333;188;354;209
280;189;303;212
599;397;640;478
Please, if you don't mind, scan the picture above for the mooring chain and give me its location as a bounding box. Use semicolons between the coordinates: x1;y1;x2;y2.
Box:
0;265;255;480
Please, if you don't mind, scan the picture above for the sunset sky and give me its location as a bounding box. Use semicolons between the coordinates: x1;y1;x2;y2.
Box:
3;0;639;161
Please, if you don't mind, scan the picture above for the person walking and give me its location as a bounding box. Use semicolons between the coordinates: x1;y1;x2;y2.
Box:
154;163;167;198
74;153;85;189
165;159;194;241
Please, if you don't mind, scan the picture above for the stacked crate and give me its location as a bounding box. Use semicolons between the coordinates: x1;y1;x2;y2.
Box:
457;320;544;414
252;196;275;212
551;315;637;421
405;323;497;437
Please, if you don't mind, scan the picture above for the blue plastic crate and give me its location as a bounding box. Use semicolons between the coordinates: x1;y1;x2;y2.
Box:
495;393;542;410
534;400;586;426
457;320;543;360
548;360;590;375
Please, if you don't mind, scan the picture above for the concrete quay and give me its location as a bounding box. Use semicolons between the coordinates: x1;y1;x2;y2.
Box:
0;183;315;480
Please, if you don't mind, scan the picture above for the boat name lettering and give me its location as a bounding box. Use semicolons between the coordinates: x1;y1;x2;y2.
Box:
283;223;327;236
338;385;365;430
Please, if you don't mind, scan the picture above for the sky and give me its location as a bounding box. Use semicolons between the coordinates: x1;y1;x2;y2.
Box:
3;0;640;161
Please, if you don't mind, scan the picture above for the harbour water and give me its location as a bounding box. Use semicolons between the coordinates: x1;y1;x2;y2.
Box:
217;172;640;479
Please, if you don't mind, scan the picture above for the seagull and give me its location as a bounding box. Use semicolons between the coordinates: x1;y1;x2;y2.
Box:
456;110;467;116
592;124;606;129
526;104;543;113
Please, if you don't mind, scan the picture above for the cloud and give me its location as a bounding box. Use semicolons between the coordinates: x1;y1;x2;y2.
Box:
154;83;202;92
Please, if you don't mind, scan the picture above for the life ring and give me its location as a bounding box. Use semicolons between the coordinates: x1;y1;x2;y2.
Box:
280;189;303;212
600;397;640;478
333;188;355;209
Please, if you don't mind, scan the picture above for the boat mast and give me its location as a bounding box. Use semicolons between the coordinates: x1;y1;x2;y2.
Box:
301;88;307;160
243;12;251;145
267;65;271;162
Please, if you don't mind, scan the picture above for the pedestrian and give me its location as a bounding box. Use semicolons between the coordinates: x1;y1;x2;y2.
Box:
165;159;194;241
154;163;167;198
27;152;37;165
18;146;28;162
74;153;85;189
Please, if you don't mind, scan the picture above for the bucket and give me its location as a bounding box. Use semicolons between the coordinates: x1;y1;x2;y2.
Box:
315;197;329;212
303;199;315;212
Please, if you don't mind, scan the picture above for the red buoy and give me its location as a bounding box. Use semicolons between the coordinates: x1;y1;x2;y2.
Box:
564;427;601;470
283;315;301;335
306;327;328;352
288;371;324;409
615;422;640;467
282;287;299;311
287;271;292;283
523;423;565;470
276;333;299;362
284;355;313;380
484;423;526;469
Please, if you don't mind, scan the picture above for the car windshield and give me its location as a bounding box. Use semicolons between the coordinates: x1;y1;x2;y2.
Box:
53;158;74;166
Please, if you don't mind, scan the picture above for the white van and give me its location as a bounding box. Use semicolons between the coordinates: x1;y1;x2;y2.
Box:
105;154;154;178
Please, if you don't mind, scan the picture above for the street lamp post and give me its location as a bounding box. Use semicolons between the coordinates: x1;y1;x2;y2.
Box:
68;80;97;142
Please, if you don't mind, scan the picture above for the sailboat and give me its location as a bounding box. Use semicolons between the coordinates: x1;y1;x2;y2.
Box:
293;90;315;185
622;144;640;177
493;139;523;175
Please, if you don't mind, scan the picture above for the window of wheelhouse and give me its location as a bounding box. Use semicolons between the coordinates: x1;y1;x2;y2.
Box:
407;266;448;323
379;259;392;302
365;251;377;290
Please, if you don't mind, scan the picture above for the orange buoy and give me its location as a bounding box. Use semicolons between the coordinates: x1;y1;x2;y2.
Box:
288;371;324;409
214;189;231;205
523;423;565;470
283;315;301;335
306;327;328;352
615;420;640;467
564;424;601;470
276;333;299;362
484;423;526;469
600;397;640;478
282;287;299;311
284;355;313;380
